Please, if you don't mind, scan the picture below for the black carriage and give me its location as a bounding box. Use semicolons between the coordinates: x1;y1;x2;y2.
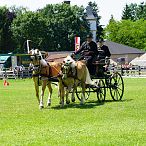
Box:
75;57;124;102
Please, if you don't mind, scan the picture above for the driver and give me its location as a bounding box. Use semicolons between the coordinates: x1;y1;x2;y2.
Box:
72;33;98;75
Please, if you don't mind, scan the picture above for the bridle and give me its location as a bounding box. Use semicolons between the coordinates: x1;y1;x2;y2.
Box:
30;54;41;77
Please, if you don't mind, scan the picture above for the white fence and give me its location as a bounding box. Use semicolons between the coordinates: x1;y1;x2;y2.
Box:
110;65;146;77
1;65;146;79
0;68;32;79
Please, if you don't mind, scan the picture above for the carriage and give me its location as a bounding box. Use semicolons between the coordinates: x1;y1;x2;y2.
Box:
73;57;124;103
29;49;124;108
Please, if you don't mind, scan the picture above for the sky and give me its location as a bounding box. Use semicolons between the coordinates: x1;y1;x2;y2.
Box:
0;0;144;26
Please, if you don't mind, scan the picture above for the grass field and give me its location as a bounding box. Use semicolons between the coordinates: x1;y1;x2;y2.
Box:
0;78;146;146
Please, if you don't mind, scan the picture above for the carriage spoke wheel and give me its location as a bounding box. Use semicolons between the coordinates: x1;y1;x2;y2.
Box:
109;72;124;101
95;79;106;102
76;84;90;101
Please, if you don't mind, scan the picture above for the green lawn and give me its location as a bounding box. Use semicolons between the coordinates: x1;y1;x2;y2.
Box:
0;78;146;146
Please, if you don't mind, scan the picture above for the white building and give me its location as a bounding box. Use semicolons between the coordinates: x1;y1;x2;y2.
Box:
86;6;97;42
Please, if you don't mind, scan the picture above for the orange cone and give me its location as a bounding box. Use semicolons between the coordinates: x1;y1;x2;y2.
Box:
7;81;9;86
3;80;7;86
3;79;9;86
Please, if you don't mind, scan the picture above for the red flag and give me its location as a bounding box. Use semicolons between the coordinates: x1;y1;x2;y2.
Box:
75;37;80;52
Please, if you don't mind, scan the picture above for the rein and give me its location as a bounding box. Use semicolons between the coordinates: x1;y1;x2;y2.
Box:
45;56;66;62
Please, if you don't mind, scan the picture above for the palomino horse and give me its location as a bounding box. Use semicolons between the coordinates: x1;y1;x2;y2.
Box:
29;49;62;109
59;55;94;106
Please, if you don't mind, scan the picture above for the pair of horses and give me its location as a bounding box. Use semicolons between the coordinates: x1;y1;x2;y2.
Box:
29;49;93;109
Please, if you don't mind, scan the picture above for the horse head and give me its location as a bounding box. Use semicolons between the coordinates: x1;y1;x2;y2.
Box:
61;55;76;79
29;49;48;67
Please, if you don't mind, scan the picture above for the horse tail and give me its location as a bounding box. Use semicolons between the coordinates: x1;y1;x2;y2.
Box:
85;66;94;85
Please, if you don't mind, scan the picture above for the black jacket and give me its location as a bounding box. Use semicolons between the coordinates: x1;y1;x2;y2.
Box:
75;41;98;57
98;45;111;59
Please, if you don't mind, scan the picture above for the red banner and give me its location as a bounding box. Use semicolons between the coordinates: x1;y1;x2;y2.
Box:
75;37;80;52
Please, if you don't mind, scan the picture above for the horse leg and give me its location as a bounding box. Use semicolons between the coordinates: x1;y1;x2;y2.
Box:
58;81;65;107
80;82;85;105
40;79;47;109
47;81;52;106
33;77;40;104
71;84;77;102
66;88;70;104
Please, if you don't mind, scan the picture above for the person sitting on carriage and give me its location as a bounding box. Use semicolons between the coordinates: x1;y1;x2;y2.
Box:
72;33;98;75
96;38;111;72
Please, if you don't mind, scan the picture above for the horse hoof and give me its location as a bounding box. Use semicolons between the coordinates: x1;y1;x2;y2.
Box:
80;101;84;105
39;106;44;109
47;103;51;106
60;101;64;107
66;100;70;104
72;98;75;102
60;104;64;108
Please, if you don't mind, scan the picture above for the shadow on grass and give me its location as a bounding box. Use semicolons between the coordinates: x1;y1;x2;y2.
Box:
51;100;104;110
105;99;133;103
45;99;133;110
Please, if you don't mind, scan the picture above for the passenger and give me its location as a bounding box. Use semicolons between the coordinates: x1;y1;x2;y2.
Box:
72;33;98;75
97;38;111;60
96;38;111;74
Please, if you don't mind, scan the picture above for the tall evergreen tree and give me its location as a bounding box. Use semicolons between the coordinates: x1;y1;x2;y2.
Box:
122;4;132;20
122;2;146;21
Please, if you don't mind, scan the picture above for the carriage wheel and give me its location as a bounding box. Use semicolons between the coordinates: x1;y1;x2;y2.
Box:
96;79;106;102
109;72;124;101
76;85;90;101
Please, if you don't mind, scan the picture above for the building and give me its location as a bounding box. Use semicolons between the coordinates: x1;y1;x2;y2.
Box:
130;53;146;66
86;6;97;42
45;40;145;65
104;40;145;64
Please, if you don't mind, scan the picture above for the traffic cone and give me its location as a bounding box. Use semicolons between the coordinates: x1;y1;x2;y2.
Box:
7;81;9;86
3;79;9;86
3;80;7;86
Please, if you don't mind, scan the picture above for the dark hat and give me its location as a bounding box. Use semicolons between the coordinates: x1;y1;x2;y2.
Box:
98;38;104;42
86;33;93;38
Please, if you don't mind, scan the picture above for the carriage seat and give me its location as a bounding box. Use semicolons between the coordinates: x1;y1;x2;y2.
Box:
92;57;110;77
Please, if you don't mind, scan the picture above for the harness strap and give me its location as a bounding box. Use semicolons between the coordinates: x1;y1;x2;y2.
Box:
32;74;39;77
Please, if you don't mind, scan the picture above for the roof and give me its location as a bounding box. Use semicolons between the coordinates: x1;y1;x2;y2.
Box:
46;51;72;62
45;40;145;62
86;6;95;20
104;40;145;55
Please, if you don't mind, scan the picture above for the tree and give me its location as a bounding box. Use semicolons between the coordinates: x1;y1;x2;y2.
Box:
11;3;90;52
40;3;90;51
0;6;15;53
122;2;146;21
105;19;146;50
122;4;133;20
11;11;49;53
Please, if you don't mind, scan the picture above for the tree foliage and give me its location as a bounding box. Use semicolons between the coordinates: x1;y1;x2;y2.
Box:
105;18;146;50
11;11;49;52
11;3;90;52
122;2;146;21
0;6;16;53
1;2;102;53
